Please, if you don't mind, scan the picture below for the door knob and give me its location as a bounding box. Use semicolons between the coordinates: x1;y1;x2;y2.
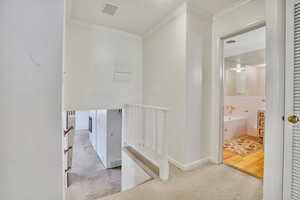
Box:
288;115;300;124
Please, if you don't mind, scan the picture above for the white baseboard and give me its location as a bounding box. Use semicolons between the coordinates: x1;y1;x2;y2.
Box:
168;157;185;170
168;157;209;171
108;160;122;168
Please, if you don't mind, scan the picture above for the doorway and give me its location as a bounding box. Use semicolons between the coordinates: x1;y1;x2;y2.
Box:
221;26;266;179
64;110;122;200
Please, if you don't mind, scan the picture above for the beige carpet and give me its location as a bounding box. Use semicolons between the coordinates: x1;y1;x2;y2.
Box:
66;130;121;200
98;163;263;200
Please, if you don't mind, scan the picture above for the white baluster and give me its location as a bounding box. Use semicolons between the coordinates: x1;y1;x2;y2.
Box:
159;110;169;181
122;105;127;147
123;104;169;181
155;110;159;154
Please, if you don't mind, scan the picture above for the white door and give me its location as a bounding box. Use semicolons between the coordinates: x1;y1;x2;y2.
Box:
284;1;300;199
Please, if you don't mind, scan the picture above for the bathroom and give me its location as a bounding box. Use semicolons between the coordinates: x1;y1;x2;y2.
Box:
222;27;265;179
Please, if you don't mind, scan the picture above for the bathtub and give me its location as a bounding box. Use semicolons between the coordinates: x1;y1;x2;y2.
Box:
223;116;246;141
224;116;245;122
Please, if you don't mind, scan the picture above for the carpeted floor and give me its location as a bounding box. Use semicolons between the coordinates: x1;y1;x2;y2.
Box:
98;163;263;200
66;130;121;200
67;131;263;200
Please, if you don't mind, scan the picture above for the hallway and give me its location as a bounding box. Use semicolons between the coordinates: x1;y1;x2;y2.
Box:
98;163;263;200
66;131;121;200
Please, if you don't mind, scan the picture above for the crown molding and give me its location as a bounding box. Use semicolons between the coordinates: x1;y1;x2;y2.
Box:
213;0;255;21
67;19;142;39
142;2;187;38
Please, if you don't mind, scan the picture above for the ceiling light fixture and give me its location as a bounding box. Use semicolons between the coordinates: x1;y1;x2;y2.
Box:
230;64;246;73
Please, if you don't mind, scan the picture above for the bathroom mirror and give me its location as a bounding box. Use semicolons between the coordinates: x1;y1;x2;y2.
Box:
224;49;266;96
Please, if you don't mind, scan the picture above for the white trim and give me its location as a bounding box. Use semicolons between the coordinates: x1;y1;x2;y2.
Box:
183;158;210;171
168;157;185;170
68;19;142;40
64;104;124;112
185;2;213;20
213;0;255;21
263;0;285;200
126;104;169;111
108;160;122;169
66;0;72;24
142;2;187;38
168;157;209;171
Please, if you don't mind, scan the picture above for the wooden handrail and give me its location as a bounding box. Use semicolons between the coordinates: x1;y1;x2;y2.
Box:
64;126;74;137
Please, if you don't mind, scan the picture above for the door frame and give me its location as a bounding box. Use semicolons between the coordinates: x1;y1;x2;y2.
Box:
214;1;286;198
218;22;266;165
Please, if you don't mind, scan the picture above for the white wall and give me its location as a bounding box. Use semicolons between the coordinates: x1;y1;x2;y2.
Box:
224;96;266;136
143;5;187;163
185;7;212;164
90;110;122;169
107;110;122;168
121;151;152;191
0;0;63;200
64;21;143;110
224;65;266;96
75;111;90;130
143;3;212;166
210;0;266;163
96;110;108;166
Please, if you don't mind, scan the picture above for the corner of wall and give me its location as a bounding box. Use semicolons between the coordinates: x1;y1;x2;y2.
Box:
142;2;188;39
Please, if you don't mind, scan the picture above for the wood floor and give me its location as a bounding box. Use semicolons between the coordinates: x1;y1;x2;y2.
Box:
223;136;264;179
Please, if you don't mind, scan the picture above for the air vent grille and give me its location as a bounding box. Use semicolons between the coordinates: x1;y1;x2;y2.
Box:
102;4;118;16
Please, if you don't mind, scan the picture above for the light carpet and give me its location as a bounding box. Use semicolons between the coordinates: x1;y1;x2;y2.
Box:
66;130;121;200
98;163;263;200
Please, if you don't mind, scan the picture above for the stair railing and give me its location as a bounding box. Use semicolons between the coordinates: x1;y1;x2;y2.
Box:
122;104;169;181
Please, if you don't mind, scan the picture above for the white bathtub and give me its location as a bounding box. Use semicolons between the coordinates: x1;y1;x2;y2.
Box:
224;116;245;122
223;116;246;141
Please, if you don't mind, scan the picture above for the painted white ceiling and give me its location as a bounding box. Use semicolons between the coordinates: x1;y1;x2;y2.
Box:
224;26;266;58
68;0;243;35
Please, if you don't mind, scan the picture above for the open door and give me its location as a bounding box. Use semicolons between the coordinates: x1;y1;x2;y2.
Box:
284;0;300;199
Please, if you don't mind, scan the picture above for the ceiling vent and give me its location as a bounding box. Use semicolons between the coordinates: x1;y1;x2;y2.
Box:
102;4;118;16
226;40;237;44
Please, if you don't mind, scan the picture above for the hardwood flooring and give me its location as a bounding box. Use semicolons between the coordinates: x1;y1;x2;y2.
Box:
223;136;264;179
